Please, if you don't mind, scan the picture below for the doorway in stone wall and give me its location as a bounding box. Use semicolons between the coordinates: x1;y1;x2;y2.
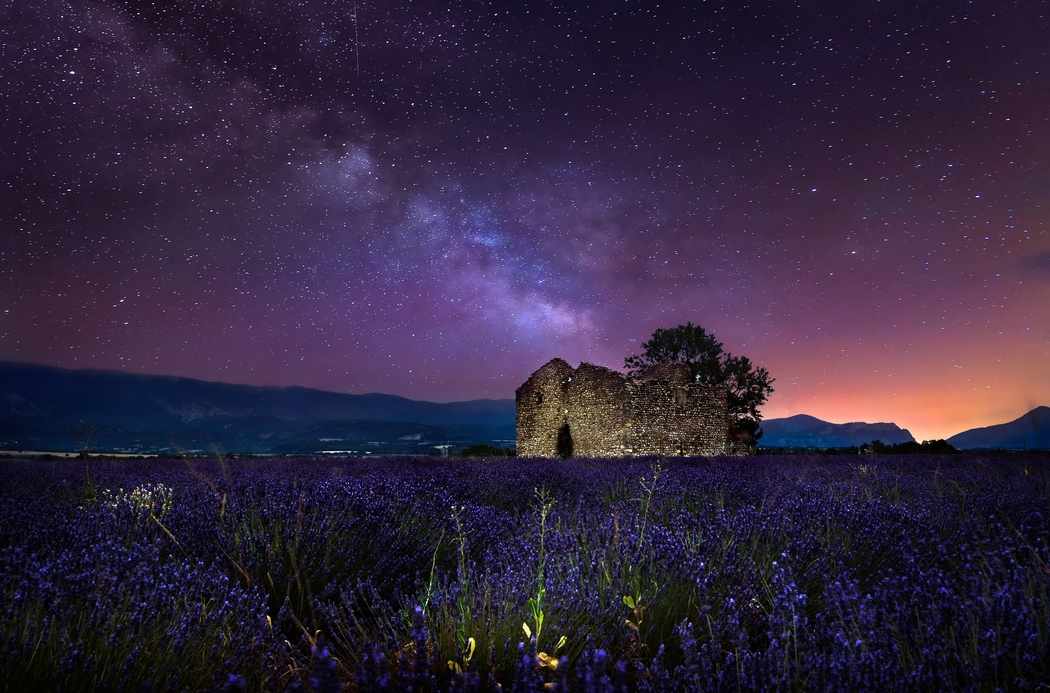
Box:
556;422;573;459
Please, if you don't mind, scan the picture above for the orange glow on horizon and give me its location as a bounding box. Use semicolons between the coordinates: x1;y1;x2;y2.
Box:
758;327;1050;442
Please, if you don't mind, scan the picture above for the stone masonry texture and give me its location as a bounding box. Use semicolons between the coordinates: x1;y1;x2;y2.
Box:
516;358;733;457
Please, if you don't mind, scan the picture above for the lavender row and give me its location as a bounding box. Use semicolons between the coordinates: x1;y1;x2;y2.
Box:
1;454;1048;690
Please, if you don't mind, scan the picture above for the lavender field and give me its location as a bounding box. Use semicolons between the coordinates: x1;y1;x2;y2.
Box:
2;454;1049;692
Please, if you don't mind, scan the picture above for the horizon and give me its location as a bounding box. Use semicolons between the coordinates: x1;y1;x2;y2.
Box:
5;357;1043;442
3;2;1048;444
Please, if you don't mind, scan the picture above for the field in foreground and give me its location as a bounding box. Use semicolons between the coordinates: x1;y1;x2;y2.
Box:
2;454;1049;692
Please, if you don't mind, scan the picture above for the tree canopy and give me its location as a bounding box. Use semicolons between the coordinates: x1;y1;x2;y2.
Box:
625;323;774;443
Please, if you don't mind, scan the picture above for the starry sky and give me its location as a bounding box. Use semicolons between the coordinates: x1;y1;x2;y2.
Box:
2;1;1049;441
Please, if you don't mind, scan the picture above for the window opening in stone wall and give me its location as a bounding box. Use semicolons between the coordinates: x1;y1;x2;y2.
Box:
556;422;573;459
675;389;687;409
535;392;543;405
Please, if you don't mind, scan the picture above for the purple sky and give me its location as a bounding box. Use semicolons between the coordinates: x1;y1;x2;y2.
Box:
2;1;1049;440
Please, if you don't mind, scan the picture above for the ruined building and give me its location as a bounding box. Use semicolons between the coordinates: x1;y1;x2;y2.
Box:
516;358;731;458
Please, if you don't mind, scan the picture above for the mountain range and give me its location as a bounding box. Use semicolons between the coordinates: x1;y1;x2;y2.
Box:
0;361;514;455
756;414;915;449
0;361;1046;454
946;406;1050;450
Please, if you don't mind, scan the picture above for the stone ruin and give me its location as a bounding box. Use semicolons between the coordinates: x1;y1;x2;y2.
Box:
515;358;733;458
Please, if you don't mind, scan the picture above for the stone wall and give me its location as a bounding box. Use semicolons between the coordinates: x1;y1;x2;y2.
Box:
516;358;732;457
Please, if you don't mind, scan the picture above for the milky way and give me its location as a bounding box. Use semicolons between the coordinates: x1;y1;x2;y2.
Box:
2;1;1049;439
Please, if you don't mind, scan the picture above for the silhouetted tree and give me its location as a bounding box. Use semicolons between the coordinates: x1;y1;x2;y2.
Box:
70;420;98;461
70;420;99;505
626;323;774;450
862;439;958;455
920;439;959;454
459;444;516;457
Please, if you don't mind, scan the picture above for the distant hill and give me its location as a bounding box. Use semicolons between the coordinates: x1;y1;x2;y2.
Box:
947;407;1050;450
0;361;515;455
758;414;915;448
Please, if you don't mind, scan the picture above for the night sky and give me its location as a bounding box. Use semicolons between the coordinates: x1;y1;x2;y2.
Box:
3;1;1049;441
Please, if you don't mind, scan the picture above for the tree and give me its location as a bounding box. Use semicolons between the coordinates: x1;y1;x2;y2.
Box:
70;420;98;461
70;420;99;505
459;444;516;457
625;323;774;449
